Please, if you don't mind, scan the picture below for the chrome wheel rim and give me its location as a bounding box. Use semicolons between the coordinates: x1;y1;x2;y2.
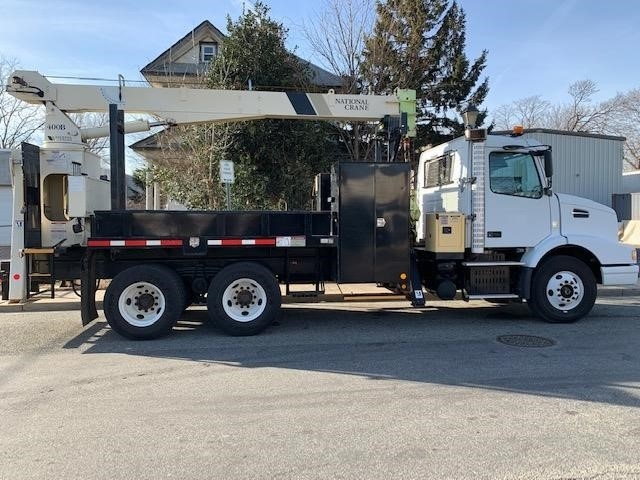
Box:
118;281;166;327
545;271;584;311
221;278;267;322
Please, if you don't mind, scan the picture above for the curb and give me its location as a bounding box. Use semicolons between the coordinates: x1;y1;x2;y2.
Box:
596;287;640;298
1;287;639;314
0;300;104;313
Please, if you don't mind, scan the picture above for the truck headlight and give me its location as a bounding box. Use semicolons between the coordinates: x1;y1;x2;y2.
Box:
633;248;638;262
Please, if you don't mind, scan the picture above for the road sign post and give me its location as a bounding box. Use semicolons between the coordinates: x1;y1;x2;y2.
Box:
219;160;234;210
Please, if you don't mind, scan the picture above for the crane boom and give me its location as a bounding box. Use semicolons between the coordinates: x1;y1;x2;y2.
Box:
7;70;415;127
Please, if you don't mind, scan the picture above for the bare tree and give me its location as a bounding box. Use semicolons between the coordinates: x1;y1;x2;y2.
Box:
302;0;374;93
490;79;640;170
301;0;377;161
608;89;640;170
492;95;550;129
546;80;622;132
0;57;44;148
492;80;620;133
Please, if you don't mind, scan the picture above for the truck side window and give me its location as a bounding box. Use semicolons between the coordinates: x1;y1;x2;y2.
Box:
489;152;543;199
424;153;454;188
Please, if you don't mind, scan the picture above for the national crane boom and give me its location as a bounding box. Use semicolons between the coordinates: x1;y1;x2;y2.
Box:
8;70;417;128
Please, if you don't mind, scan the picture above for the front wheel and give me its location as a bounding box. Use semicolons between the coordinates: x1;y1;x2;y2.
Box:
528;255;597;323
206;262;281;336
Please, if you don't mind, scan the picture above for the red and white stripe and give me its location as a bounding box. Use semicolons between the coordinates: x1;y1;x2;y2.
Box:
207;238;276;246
86;235;326;249
87;239;183;248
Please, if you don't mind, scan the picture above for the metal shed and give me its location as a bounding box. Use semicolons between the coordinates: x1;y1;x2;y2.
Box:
493;129;625;207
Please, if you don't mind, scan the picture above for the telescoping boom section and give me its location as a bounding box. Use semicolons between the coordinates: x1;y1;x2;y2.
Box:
7;70;417;130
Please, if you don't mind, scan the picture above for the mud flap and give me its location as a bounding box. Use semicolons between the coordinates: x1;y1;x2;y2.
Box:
409;250;425;307
80;250;98;326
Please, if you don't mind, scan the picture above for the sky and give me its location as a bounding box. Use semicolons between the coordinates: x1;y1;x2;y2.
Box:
1;0;639;118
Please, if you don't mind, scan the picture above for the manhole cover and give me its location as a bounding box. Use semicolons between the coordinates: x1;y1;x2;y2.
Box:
496;334;555;348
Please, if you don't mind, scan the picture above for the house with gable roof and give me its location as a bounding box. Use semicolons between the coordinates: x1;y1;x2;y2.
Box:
132;20;343;164
140;21;226;88
139;20;342;89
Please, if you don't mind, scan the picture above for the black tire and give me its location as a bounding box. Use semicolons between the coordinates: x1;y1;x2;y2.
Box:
528;255;596;323
206;262;281;336
177;276;191;311
104;264;186;340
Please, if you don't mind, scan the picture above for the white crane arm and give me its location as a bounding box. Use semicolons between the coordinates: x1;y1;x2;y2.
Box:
7;70;413;126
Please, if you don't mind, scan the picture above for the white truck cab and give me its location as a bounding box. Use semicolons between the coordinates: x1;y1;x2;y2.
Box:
415;129;638;322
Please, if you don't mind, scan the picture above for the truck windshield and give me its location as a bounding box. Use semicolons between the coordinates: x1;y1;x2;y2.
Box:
488;151;543;199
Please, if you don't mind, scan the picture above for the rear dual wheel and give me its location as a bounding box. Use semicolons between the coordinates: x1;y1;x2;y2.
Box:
104;262;280;338
206;262;281;336
104;264;186;340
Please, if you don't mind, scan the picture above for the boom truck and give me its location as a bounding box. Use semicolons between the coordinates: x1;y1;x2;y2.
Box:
4;70;638;339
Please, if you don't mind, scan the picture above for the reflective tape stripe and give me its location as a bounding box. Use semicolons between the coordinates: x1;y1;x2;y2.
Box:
125;239;147;247
255;238;276;246
207;238;278;247
87;239;183;247
205;237;309;247
162;240;183;246
276;236;306;247
87;236;314;248
87;240;112;247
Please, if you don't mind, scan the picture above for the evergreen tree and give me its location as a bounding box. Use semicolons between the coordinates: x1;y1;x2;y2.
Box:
361;0;488;147
208;2;338;209
152;2;337;210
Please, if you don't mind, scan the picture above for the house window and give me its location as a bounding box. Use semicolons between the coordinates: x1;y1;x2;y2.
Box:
200;43;218;63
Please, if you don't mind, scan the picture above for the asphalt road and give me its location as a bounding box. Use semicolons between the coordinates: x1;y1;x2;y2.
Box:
1;298;640;480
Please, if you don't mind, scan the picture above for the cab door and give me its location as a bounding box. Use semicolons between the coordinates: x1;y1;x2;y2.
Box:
484;151;551;248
